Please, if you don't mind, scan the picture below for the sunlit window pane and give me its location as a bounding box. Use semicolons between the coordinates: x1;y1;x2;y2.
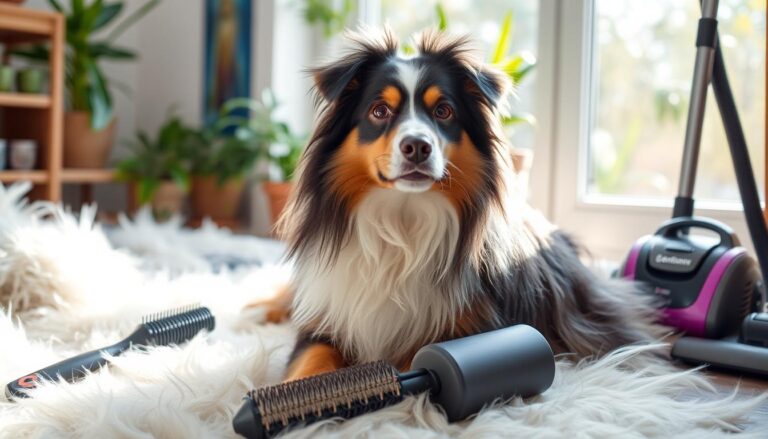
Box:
588;0;765;203
381;0;539;150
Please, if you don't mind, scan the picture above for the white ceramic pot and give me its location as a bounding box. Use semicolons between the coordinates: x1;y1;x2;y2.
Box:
9;139;37;170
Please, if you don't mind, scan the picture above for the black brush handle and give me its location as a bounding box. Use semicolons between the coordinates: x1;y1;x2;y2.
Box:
4;306;214;401
5;340;130;399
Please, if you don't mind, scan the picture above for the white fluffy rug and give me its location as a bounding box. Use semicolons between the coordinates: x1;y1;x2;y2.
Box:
0;182;765;438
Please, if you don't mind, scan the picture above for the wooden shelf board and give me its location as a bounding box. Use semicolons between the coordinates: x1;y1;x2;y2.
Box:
0;5;56;44
61;168;118;183
0;29;50;44
0;169;48;183
0;92;51;108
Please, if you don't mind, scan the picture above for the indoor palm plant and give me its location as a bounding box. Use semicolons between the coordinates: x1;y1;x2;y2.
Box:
15;0;159;168
116;115;196;220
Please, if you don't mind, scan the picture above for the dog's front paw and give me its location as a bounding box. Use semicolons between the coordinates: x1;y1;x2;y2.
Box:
243;298;291;324
243;284;293;324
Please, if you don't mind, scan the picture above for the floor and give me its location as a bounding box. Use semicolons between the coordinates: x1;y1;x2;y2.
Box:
708;372;768;430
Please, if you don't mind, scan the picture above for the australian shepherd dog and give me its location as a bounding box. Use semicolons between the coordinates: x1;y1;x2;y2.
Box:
260;29;659;381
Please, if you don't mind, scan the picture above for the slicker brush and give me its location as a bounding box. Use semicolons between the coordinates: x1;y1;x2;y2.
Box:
233;325;555;438
5;305;215;399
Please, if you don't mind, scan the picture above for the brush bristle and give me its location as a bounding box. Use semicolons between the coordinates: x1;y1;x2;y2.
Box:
251;361;401;437
140;305;215;346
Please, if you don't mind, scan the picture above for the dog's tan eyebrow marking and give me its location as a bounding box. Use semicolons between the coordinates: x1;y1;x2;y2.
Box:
381;86;401;108
423;86;442;108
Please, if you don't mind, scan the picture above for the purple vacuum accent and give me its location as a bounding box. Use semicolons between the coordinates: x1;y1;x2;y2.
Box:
622;236;649;279
662;247;745;337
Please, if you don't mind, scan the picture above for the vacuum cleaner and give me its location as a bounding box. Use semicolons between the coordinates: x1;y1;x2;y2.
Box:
232;325;555;438
620;0;768;375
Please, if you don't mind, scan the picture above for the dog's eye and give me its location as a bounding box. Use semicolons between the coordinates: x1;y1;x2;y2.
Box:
434;103;454;120
370;103;393;121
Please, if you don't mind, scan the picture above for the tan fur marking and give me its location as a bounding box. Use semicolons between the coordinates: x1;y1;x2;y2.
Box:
330;127;399;209
423;85;442;108
434;131;485;210
284;344;346;381
381;85;401;108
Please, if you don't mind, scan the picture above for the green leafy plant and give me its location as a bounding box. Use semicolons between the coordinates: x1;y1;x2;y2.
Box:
189;91;304;184
116;115;196;204
14;0;160;129
302;0;354;38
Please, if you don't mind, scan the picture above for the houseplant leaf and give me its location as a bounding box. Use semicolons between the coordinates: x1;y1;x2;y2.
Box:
93;2;124;30
86;59;113;129
491;12;513;64
436;3;448;31
106;0;161;42
137;178;160;204
501;112;536;126
89;42;136;59
47;0;65;13
82;0;104;32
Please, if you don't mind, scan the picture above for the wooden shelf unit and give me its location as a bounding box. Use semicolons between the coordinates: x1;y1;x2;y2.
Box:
0;4;64;201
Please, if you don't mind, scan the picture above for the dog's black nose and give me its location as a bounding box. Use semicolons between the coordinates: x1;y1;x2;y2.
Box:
399;137;432;164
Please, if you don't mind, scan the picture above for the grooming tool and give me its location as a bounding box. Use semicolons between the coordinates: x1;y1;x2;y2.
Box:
232;324;555;439
5;305;215;399
620;0;766;339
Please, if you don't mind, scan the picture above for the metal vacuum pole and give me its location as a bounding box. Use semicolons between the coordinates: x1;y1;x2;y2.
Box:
673;0;719;218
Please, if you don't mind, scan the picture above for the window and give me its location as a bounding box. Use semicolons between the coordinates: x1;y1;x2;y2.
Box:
546;0;765;260
588;0;765;204
377;0;540;150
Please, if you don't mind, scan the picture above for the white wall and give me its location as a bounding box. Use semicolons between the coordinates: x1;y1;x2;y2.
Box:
270;0;317;135
132;0;204;141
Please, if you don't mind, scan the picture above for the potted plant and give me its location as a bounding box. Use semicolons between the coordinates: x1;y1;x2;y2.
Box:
262;133;303;225
15;0;159;168
188;92;303;224
187;131;253;223
116;115;195;220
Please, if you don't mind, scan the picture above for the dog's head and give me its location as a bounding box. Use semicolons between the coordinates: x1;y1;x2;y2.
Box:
283;29;513;260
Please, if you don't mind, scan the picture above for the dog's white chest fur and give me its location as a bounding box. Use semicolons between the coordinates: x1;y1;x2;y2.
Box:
291;189;463;364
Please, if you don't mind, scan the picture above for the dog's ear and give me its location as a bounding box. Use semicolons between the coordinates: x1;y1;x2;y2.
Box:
464;66;510;111
311;58;366;103
311;28;399;103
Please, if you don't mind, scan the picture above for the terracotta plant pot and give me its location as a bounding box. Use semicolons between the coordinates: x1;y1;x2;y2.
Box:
191;175;245;220
151;181;185;220
64;112;117;168
0;0;27;4
511;148;534;196
263;181;293;225
511;148;533;174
